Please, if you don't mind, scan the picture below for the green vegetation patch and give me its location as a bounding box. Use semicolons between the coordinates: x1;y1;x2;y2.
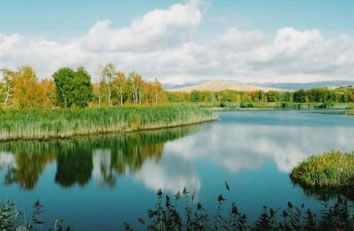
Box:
290;150;354;187
0;106;216;141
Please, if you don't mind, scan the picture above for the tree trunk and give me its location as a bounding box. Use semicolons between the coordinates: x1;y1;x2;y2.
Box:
108;85;112;107
120;87;123;105
4;86;10;106
134;88;138;105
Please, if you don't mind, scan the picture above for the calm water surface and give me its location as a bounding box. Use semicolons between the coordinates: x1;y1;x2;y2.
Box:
0;110;354;230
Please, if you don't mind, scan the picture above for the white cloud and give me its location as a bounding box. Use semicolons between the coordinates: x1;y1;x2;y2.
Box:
83;0;201;52
1;0;354;83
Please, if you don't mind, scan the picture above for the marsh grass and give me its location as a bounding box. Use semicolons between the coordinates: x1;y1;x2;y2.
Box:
0;106;216;141
0;200;69;231
2;182;354;231
290;150;354;188
125;182;354;231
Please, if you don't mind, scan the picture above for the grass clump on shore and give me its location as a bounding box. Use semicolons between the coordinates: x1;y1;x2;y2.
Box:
0;106;216;141
290;150;354;188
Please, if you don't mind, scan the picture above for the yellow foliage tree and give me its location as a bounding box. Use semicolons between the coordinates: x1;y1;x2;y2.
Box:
144;79;167;105
11;66;44;109
112;71;126;105
39;79;57;108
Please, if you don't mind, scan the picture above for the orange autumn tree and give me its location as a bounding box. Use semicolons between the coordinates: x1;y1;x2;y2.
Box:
144;79;167;105
8;66;55;109
39;79;57;108
11;66;43;109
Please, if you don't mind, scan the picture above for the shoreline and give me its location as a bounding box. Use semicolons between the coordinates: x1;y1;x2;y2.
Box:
0;106;217;142
0;118;217;143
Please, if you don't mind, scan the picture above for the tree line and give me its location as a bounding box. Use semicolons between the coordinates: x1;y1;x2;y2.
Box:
167;87;354;105
0;64;166;109
1;65;353;110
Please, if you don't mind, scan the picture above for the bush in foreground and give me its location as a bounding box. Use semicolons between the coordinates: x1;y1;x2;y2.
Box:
125;183;354;231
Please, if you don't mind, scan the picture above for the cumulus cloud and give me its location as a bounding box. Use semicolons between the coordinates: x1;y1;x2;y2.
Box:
0;34;86;77
0;0;354;83
83;0;201;52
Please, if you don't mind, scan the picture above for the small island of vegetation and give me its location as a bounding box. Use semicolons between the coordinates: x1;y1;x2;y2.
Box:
290;150;354;188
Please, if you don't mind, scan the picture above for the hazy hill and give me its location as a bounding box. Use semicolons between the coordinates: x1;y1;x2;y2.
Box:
255;81;354;90
169;80;282;92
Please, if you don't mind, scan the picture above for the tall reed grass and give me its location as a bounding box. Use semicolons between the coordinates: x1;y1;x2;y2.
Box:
0;106;216;141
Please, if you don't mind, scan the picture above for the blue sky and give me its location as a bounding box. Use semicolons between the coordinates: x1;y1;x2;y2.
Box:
2;0;354;36
1;0;354;83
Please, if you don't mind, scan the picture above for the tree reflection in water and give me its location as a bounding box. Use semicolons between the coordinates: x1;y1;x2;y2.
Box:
0;126;198;190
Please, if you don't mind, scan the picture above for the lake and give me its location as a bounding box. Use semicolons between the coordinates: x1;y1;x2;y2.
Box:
1;110;354;230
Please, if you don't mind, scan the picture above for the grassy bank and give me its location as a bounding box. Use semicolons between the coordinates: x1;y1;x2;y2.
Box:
0;106;216;141
290;150;354;188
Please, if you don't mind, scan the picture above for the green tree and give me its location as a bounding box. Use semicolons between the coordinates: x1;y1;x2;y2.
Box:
293;89;306;103
53;67;93;108
53;68;75;108
190;90;200;102
73;67;93;108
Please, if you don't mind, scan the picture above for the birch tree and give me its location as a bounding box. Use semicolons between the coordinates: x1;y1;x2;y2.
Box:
0;69;13;107
128;72;143;105
101;63;115;107
112;71;126;105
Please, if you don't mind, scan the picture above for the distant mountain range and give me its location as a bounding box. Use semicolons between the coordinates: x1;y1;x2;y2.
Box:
255;81;354;90
164;80;354;92
168;80;282;92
